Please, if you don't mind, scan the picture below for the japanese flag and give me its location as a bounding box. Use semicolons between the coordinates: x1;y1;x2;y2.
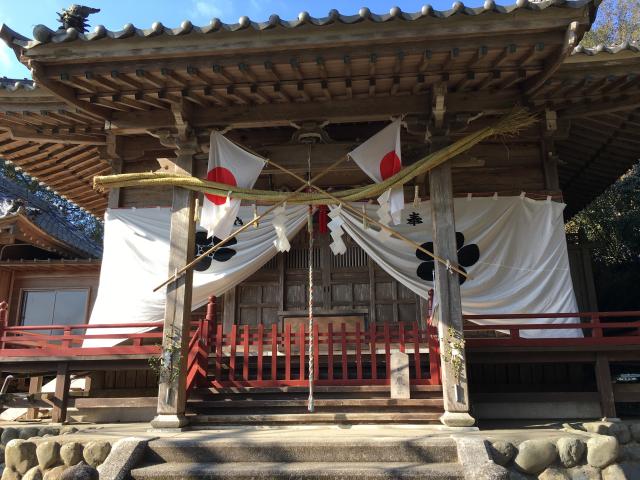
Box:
201;131;265;239
348;119;404;224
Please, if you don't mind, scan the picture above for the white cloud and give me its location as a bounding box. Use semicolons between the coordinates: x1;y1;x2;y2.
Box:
191;1;226;19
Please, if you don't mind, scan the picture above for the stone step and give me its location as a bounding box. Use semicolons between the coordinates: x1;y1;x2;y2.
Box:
131;462;464;480
188;398;444;410
188;412;443;425
146;438;458;464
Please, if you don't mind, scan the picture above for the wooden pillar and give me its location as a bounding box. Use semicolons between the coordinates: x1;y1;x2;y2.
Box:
429;139;475;428
51;363;70;424
595;353;617;419
151;136;197;429
105;134;122;209
26;376;43;420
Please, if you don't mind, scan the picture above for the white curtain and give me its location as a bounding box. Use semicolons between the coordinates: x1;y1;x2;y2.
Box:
334;197;581;338
85;205;308;347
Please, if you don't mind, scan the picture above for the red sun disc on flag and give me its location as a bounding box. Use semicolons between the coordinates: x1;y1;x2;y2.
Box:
379;150;401;180
205;167;237;205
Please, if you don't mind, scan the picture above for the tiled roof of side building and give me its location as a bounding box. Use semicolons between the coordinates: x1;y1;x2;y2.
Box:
0;175;102;259
0;0;599;48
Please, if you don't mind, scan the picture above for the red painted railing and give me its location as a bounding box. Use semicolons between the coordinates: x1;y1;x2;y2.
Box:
463;311;640;347
208;319;441;388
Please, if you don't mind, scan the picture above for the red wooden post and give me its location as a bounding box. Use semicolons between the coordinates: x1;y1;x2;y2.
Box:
327;323;334;381
370;322;377;380
414;322;423;381
285;324;291;381
384;323;391;380
341;323;348;380
243;325;250;381
0;301;8;350
313;322;319;381
205;296;217;346
257;324;264;381
299;326;305;381
271;324;278;381
229;324;237;381
399;321;405;354
355;322;363;380
214;324;223;382
592;313;603;338
63;326;72;349
426;319;439;384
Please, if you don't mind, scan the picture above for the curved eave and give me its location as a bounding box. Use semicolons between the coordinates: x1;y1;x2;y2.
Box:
1;0;599;62
558;109;640;217
0;130;109;217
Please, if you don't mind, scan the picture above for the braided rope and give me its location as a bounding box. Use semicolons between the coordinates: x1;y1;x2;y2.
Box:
307;206;315;413
94;109;537;200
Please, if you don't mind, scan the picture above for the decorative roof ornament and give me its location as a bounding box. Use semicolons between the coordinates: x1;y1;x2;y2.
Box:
56;4;100;33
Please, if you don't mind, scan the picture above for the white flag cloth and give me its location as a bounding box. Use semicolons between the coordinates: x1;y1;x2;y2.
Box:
85;205;308;347
331;196;582;339
201;131;265;239
348;119;404;224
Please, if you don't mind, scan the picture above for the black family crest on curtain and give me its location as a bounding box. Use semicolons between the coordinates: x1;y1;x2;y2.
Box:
415;232;479;285
194;232;237;272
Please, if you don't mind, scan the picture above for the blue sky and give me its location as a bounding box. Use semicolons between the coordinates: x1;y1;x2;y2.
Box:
0;0;476;79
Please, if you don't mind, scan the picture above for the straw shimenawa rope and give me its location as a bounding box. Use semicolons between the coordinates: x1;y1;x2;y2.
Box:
94;109;537;202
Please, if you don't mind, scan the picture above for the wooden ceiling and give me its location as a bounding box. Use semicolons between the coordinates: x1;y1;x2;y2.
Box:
1;0;637;217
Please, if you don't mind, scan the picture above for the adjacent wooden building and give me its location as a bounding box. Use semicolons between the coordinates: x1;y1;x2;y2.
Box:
0;0;638;426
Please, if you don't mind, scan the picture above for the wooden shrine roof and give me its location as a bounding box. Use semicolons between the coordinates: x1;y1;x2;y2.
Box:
1;0;637;218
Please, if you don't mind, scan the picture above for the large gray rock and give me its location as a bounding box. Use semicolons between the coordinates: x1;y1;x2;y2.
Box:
602;462;640;479
0;444;5;462
609;424;632;445
23;466;43;480
587;436;619;468
490;441;517;466
567;465;602;479
5;439;37;475
508;470;535;479
60;443;83;467
60;463;98;480
558;437;587;468
513;440;557;475
36;442;60;470
82;442;110;468
1;430;19;446
539;467;570;479
43;465;67;480
18;429;39;441
1;468;21;480
619;443;640;462
584;422;614;436
630;424;640;443
36;429;58;439
97;437;149;480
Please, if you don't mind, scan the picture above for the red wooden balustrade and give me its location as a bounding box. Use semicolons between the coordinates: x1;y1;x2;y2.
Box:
208;320;441;388
463;311;640;347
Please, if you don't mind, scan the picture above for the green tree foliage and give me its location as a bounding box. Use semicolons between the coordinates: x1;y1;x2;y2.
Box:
567;0;640;310
567;163;640;266
0;159;103;245
581;0;640;47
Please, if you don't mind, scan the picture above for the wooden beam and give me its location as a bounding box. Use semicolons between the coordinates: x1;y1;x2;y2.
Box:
26;376;43;420
6;125;105;145
429;139;474;428
108;90;522;134
559;96;640;119
30;62;112;121
523;21;579;96
151;135;197;429
51;362;70;423
595;353;617;419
